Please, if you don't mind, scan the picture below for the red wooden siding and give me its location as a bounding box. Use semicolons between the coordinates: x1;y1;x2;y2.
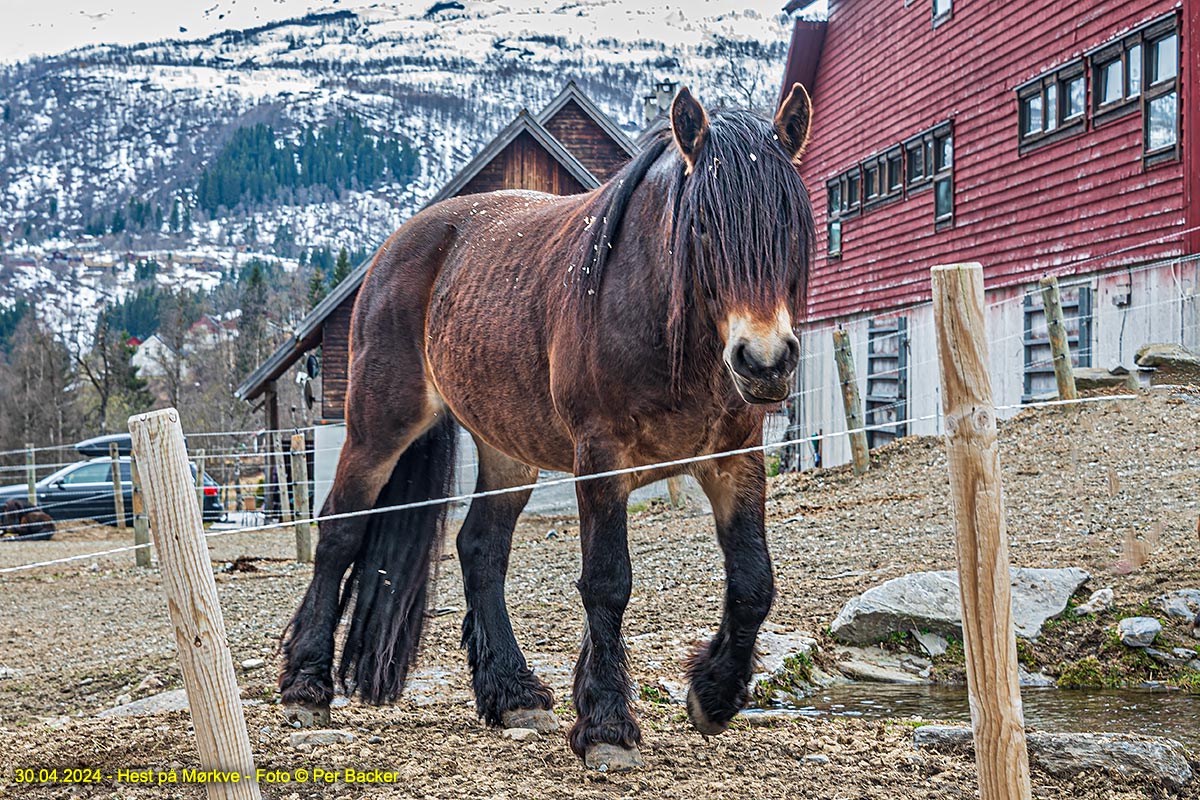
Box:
461;131;590;196
541;99;631;181
320;295;354;420
798;0;1190;322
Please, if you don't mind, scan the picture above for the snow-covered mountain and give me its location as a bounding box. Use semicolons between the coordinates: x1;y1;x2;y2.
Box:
0;0;794;331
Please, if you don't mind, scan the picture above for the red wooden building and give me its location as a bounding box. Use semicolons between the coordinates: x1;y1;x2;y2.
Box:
235;82;636;506
780;0;1198;466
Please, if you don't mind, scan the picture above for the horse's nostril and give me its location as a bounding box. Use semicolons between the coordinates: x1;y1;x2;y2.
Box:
783;337;800;371
732;343;752;375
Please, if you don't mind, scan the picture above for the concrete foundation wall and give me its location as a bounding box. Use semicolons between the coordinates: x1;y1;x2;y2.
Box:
795;257;1200;469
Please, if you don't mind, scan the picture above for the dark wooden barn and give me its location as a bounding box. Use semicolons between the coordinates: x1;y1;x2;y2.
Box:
235;82;636;506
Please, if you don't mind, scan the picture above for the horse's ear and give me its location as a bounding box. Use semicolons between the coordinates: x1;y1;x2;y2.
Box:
671;87;709;173
774;82;813;163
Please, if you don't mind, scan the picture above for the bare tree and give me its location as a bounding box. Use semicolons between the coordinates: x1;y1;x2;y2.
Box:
708;36;789;115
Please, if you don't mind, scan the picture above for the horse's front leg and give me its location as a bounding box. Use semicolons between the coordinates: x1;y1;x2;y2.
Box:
568;446;643;771
688;451;775;735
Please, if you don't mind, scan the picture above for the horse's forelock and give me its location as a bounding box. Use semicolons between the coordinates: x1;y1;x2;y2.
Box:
671;110;814;322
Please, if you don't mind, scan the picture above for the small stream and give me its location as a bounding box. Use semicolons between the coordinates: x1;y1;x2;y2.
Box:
748;684;1200;749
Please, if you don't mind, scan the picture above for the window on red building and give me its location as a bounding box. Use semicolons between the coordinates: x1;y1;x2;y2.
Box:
1016;61;1086;151
1089;12;1179;163
932;0;951;27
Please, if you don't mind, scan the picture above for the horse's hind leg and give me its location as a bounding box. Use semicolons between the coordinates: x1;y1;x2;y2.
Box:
686;451;774;735
278;403;434;725
457;438;558;731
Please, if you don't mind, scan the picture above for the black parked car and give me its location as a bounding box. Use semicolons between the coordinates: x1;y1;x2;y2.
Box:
0;456;225;538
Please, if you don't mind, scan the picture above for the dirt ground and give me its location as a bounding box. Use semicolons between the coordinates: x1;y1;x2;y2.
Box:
2;390;1199;799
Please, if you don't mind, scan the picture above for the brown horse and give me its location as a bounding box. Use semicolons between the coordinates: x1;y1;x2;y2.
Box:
280;84;816;770
0;497;55;540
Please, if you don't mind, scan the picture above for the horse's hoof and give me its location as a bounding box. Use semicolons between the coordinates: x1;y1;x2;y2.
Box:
502;708;561;733
686;688;730;737
584;743;644;772
282;703;330;728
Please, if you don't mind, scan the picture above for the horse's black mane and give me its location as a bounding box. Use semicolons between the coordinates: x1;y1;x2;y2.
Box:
574;109;815;358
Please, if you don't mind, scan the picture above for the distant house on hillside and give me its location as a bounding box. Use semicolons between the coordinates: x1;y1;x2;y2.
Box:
778;0;1196;467
235;81;637;512
131;334;173;379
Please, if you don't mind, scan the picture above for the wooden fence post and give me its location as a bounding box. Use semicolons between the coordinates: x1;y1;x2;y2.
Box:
25;444;37;506
931;263;1032;800
110;442;127;534
194;448;206;515
1038;275;1078;402
290;433;313;563
832;329;870;475
128;409;262;799
130;457;151;568
270;432;293;524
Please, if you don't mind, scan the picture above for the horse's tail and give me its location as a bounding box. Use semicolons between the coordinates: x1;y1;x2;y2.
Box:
337;413;459;704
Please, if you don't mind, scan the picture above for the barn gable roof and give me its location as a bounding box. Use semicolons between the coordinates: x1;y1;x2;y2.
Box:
428;109;601;205
537;81;639;159
236;88;632;403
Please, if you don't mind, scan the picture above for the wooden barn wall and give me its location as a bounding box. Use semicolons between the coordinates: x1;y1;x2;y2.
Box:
541;100;631;181
461;131;589;197
796;258;1200;468
800;0;1188;322
320;292;356;421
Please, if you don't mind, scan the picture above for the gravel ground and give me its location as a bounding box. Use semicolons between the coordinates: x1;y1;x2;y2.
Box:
1;390;1199;798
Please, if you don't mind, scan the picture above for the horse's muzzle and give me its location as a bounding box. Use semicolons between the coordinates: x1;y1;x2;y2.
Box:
725;332;799;405
729;372;793;404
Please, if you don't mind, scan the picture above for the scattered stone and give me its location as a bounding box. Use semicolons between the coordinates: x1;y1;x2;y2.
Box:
545;528;558;540
1073;366;1137;391
502;727;540;743
367;735;382;744
1145;648;1191;668
754;630;818;679
913;725;1193;789
802;754;830;765
113;693;132;706
912;630;948;657
1018;666;1056;687
98;689;190;717
240;658;266;671
835;647;930;685
1172;647;1198;660
1117;617;1161;648
135;673;163;693
289;729;354;747
1154;589;1200;620
1073;587;1114;616
0;667;22;680
830;568;1090;643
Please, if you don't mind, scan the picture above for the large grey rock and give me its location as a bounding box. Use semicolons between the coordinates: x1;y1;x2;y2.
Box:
1117;617;1161;648
913;725;1193;788
830;568;1090;643
1134;343;1200;372
1154;589;1200;620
